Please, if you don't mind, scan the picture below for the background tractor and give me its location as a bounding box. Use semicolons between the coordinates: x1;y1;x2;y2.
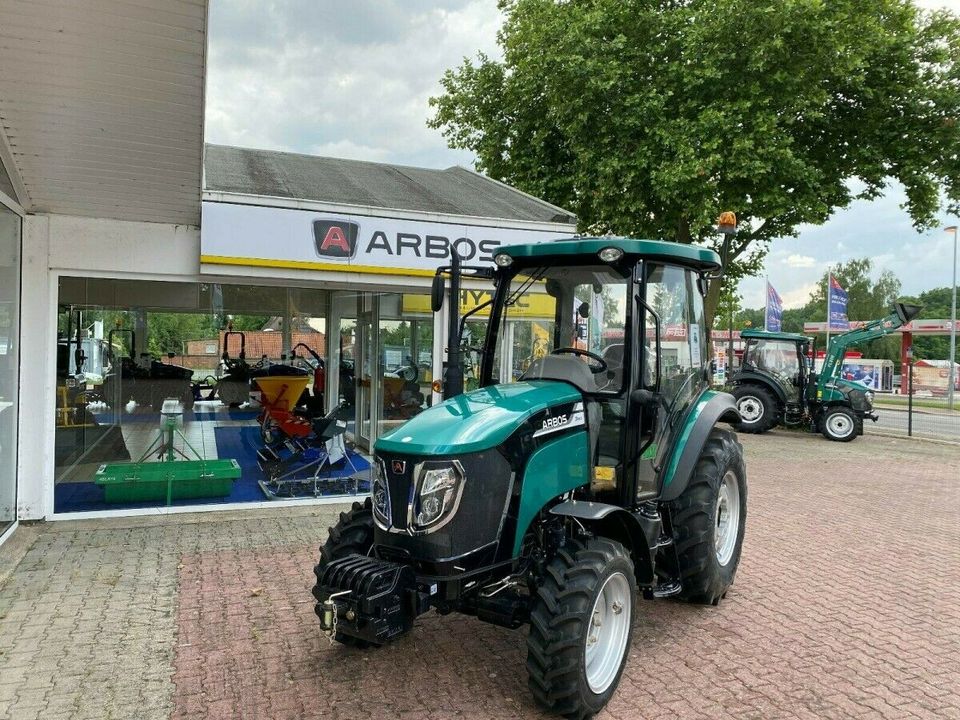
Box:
312;238;747;718
730;302;921;441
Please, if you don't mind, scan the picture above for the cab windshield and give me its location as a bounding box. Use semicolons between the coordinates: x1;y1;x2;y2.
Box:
480;264;630;395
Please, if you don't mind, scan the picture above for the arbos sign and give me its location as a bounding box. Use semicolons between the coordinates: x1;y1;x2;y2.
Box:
200;202;573;277
311;218;499;264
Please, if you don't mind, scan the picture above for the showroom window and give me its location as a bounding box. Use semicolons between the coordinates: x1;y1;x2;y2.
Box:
53;278;405;513
0;204;20;535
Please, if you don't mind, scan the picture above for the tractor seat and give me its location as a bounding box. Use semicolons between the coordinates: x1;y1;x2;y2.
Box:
520;354;598;393
520;354;602;468
600;344;625;393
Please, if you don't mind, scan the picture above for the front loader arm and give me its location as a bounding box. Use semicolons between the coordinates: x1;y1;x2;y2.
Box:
818;301;922;393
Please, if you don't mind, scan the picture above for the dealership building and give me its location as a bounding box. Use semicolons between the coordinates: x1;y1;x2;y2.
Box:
0;1;576;544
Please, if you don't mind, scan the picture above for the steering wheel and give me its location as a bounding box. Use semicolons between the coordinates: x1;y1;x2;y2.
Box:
550;347;608;374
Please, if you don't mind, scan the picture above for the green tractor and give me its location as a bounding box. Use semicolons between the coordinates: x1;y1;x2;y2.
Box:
312;238;747;718
730;302;921;442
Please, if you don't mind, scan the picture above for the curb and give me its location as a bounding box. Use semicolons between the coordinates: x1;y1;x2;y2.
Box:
865;427;960;448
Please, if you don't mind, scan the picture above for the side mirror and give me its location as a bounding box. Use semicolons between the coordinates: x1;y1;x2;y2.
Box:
431;273;444;312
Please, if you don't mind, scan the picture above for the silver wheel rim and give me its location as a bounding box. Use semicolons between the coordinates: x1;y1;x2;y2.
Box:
737;396;763;423
827;413;853;438
715;471;741;567
584;571;631;695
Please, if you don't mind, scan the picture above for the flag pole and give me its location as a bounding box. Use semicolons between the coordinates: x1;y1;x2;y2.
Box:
764;277;769;331
825;271;832;354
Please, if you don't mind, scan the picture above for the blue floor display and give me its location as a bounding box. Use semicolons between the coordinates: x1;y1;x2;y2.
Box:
54;424;371;513
90;408;261;425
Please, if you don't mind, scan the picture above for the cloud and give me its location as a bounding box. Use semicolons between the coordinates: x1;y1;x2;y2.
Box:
780;283;819;310
205;0;503;169
784;254;817;269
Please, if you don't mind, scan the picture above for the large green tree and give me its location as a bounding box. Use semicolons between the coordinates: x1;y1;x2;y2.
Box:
429;0;960;324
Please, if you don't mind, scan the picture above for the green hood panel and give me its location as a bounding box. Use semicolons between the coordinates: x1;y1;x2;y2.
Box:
375;381;581;455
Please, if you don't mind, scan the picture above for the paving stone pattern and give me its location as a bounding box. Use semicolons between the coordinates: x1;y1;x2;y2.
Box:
0;431;958;719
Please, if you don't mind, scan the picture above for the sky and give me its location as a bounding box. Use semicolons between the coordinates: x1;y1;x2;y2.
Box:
205;0;960;315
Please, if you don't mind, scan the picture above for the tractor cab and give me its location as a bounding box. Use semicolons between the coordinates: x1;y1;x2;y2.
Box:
312;237;747;718
735;329;813;424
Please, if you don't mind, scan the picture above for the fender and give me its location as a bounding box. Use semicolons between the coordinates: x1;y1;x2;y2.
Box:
659;391;740;503
732;370;788;406
549;500;657;585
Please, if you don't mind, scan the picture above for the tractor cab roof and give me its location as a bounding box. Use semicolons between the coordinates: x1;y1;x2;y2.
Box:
496;237;722;273
741;329;813;344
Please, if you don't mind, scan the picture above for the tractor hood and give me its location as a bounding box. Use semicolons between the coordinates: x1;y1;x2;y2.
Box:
375;380;582;455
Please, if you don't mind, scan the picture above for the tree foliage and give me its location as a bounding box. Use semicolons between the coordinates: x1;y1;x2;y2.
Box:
429;0;960;324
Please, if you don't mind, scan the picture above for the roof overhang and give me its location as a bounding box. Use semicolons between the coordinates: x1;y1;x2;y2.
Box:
0;0;208;225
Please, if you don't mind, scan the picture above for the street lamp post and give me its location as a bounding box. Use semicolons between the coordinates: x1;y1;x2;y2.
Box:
946;226;958;411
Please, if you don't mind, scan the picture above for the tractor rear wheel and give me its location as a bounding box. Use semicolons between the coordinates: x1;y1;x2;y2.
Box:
820;406;860;442
731;385;779;433
667;428;747;605
312;498;375;647
527;537;636;719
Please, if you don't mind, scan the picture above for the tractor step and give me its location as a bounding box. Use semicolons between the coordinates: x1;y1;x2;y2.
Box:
652;581;682;598
643;581;682;599
654;534;674;550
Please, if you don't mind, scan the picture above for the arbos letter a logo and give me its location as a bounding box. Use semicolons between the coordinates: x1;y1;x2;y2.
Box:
313;220;359;259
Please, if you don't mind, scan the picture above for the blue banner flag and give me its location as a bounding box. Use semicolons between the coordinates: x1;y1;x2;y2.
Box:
765;281;783;332
828;275;849;330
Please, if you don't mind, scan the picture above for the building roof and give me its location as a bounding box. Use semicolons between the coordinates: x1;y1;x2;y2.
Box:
204;144;576;225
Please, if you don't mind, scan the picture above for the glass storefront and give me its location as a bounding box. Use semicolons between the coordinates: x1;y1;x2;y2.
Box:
53;278;439;514
0;205;20;534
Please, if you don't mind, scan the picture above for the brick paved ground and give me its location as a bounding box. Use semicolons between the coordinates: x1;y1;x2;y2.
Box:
0;431;958;720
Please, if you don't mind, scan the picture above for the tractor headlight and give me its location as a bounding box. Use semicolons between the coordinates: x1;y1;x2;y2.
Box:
372;461;392;530
412;461;465;532
864;390;875;407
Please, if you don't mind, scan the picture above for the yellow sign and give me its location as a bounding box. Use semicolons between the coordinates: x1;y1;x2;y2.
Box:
402;290;556;320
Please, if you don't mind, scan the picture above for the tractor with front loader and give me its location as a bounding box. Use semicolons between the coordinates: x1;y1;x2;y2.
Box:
730;302;921;441
312;237;747;718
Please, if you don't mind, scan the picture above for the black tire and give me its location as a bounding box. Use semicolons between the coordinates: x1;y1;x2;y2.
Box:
731;384;780;433
527;537;637;719
820;406;859;442
667;428;747;605
312;499;376;647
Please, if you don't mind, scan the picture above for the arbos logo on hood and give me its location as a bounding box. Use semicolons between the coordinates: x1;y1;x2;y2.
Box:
314;220;360;259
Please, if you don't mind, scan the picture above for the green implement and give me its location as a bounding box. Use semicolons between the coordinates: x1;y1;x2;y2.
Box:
94;401;240;503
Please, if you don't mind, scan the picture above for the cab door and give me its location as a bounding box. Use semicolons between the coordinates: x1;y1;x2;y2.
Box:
631;264;709;501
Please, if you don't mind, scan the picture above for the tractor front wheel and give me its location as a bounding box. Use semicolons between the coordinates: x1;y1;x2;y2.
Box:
527;537;636;719
667;428;747;605
731;385;779;434
312;498;375;647
820;406;860;442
